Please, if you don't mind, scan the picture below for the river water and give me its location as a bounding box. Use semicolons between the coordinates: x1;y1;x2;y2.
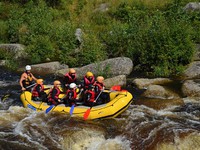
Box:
0;67;199;150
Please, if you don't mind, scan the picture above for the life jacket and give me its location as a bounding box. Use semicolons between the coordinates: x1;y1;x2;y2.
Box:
64;73;77;84
86;90;95;102
48;87;60;101
32;84;44;97
24;72;33;85
93;81;104;92
66;89;77;100
83;76;95;89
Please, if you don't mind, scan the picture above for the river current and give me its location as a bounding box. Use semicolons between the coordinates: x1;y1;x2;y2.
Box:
0;67;199;150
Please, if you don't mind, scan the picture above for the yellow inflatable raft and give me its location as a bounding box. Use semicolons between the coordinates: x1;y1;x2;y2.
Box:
20;87;133;120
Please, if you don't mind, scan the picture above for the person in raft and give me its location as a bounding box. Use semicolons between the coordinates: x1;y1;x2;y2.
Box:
32;79;48;102
47;80;62;105
82;71;95;90
93;76;105;94
63;68;78;89
19;65;37;91
93;76;110;104
63;83;79;106
84;84;96;107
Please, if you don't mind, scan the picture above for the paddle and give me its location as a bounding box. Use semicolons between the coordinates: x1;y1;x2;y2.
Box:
1;93;10;102
83;90;103;120
69;104;75;116
25;83;36;89
69;88;84;116
45;105;54;114
27;104;37;111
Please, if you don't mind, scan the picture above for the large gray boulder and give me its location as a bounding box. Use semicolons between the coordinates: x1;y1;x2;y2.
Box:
132;78;173;89
184;2;200;11
104;75;126;88
182;79;200;97
142;85;180;99
193;44;200;61
18;62;68;75
56;57;133;79
182;61;200;79
0;44;27;60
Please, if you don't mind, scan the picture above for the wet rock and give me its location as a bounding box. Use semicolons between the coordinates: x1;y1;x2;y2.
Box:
0;80;18;87
182;79;200;97
182;61;200;79
141;85;180;99
104;75;126;88
132;78;173;89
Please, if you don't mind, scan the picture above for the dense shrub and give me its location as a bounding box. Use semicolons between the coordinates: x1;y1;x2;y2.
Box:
0;0;199;77
104;1;196;76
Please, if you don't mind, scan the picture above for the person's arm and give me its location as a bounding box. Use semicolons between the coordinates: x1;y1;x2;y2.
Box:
31;73;37;81
19;73;26;91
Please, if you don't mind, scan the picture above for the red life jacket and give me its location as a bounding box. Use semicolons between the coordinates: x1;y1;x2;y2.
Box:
86;90;95;102
64;73;77;84
66;89;77;99
32;84;44;97
93;81;104;91
83;76;95;88
48;87;60;101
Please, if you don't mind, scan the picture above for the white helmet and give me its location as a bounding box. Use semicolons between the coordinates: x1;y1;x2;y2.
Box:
69;83;76;89
25;65;31;71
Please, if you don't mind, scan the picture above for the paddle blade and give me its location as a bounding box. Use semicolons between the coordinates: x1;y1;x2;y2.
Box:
83;108;91;120
1;94;10;102
121;90;127;92
27;104;36;111
45;105;54;114
111;85;121;91
70;104;75;116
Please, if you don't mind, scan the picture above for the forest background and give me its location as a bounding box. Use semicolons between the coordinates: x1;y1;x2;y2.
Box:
0;0;200;77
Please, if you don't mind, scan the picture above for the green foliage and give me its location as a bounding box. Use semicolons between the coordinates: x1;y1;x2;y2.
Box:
104;1;196;76
6;0;76;65
60;31;107;67
26;35;55;63
0;0;199;77
91;11;110;25
0;48;18;70
79;33;107;65
0;21;8;43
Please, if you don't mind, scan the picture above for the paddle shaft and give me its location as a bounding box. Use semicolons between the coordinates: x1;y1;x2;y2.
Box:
26;83;36;89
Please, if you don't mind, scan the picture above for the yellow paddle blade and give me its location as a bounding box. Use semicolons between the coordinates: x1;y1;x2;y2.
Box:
1;94;10;102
